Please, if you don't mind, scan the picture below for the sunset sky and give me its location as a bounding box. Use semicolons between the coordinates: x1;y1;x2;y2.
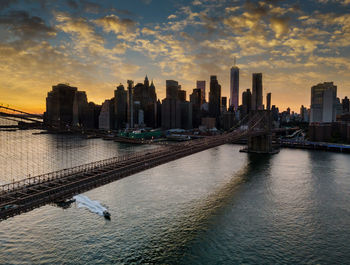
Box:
0;0;350;113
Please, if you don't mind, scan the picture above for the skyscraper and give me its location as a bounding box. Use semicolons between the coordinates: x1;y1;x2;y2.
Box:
196;80;206;104
251;73;263;111
342;96;349;113
190;88;202;128
242;89;252;117
114;84;127;129
166;80;180;99
46;83;87;127
209;75;221;126
310;82;337;123
162;80;181;129
221;97;227;112
178;89;186;101
266;92;271;110
230;60;239;110
127;80;134;128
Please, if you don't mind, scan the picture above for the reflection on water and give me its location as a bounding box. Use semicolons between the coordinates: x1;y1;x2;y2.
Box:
1;142;350;264
0;130;153;184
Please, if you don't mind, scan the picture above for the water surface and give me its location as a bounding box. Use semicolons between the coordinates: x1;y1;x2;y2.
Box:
1;133;350;264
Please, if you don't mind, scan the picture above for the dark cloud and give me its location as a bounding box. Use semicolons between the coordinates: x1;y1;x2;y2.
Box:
0;10;56;40
80;0;102;13
110;8;134;17
0;0;18;10
66;0;79;9
244;1;269;17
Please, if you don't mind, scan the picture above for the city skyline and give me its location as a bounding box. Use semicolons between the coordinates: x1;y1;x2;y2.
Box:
1;0;350;113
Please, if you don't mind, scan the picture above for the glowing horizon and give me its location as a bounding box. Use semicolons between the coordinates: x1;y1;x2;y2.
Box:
1;0;350;114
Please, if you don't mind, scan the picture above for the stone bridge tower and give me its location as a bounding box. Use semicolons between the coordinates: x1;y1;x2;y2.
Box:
245;110;278;154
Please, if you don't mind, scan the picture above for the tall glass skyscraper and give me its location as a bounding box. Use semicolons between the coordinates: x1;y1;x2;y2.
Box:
230;64;239;110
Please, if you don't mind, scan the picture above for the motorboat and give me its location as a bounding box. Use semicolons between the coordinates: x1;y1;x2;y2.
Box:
103;210;111;220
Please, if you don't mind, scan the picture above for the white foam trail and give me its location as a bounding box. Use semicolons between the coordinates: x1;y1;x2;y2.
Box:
73;195;107;216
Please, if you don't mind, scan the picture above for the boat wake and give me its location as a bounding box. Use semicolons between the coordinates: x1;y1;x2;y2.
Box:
73;195;107;216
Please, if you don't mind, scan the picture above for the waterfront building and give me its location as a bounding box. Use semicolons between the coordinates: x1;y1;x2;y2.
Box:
114;84;127;129
156;99;162;128
201;117;216;129
180;101;193;129
190;88;202;128
230;60;239;110
310;82;337;123
251;73;263;111
127;80;134;128
162;80;181;129
133;76;157;128
99;99;114;130
161;98;181;129
72;91;88;127
45;83;78;127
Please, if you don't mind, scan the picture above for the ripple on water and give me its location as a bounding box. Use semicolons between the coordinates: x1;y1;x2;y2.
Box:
1;146;350;264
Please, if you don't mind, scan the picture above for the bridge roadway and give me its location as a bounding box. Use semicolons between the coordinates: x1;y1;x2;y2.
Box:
0;127;256;221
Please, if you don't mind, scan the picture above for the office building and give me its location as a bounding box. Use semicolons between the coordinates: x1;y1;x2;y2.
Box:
209;75;221;126
196;80;206;104
342;96;349;113
310;82;337;123
190;88;202;128
127;80;134;128
300;105;309;123
178;89;186;102
166;80;180;99
230;60;239;110
132;76;157;128
180;101;193;129
242;89;252;117
266;92;271;110
114;84;127;129
221;97;227;113
251;73;263;111
162;80;181;129
99;99;114;130
45;83;78;127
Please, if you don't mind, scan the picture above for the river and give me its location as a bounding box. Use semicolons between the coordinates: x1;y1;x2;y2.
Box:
0;131;350;264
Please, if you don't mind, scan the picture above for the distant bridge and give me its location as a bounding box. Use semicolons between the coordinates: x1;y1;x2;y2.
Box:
0;106;294;221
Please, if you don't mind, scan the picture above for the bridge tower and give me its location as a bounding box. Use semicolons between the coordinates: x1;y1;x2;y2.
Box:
244;110;278;154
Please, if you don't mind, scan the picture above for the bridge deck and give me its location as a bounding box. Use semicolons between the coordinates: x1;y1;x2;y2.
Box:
0;130;248;221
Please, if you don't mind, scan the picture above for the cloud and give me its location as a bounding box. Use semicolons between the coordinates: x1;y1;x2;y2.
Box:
0;0;17;10
0;10;56;40
270;16;290;38
56;12;103;45
94;14;139;39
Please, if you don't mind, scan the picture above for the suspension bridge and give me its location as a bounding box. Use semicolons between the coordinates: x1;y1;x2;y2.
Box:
0;105;289;221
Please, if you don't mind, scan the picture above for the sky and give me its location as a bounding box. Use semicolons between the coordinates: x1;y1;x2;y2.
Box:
0;0;350;113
